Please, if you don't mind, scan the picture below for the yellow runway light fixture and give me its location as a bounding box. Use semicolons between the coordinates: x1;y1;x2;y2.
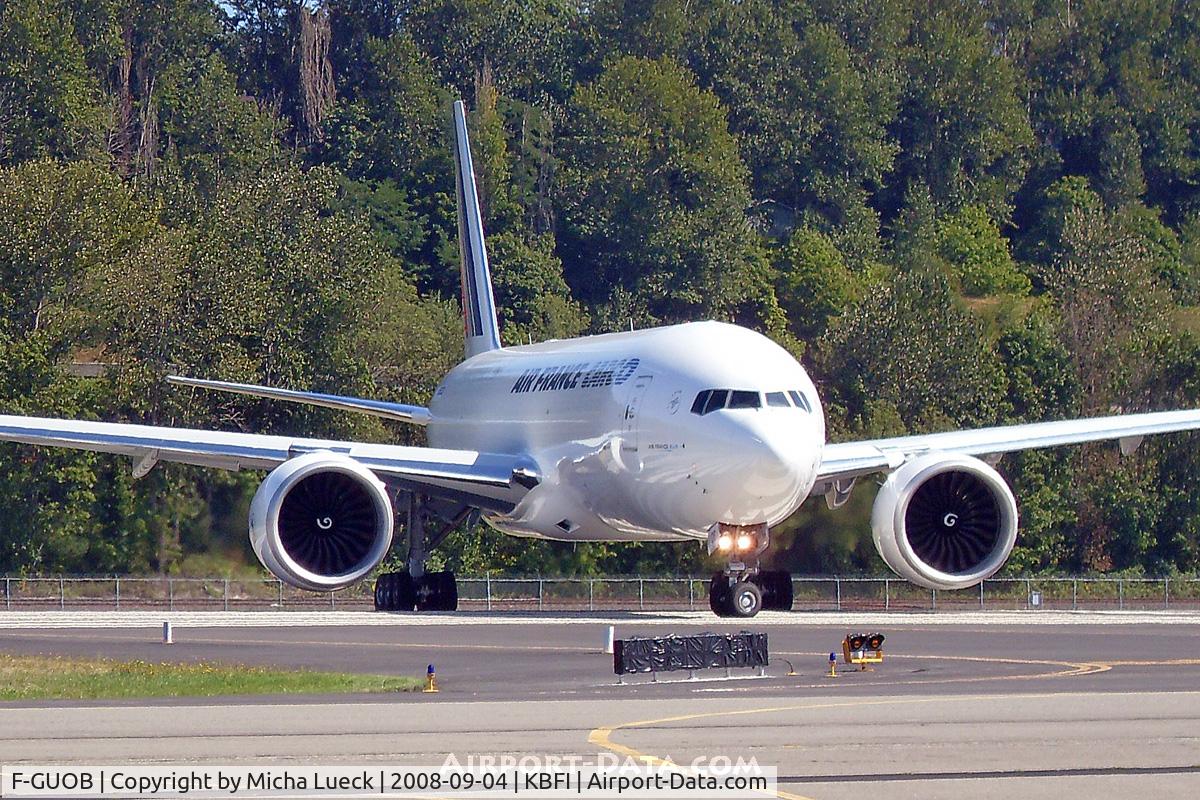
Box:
842;632;885;671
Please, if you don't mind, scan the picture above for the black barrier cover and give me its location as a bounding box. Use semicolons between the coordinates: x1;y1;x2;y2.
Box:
613;632;768;675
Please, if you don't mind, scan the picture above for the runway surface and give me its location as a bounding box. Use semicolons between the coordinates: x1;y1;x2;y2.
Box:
2;610;1199;799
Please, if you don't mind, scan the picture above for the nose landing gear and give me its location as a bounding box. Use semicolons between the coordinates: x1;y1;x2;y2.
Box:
709;570;793;616
707;523;793;617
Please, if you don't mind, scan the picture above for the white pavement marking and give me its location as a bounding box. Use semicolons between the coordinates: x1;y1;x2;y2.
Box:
1;609;1200;628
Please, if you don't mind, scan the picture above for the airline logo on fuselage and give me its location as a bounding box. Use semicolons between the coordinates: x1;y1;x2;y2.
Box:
511;358;640;394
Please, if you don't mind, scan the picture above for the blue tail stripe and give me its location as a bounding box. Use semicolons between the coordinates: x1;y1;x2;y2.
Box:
452;100;502;358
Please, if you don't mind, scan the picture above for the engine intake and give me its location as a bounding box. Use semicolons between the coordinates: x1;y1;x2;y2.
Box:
249;452;394;591
871;453;1017;590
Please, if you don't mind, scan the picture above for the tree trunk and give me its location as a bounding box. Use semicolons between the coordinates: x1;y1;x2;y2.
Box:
298;8;336;144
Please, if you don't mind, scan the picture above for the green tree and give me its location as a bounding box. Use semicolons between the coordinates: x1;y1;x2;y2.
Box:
591;0;899;260
773;227;859;342
1011;0;1200;219
489;232;587;344
400;0;580;106
890;0;1034;219
1039;205;1170;415
816;269;1008;433
317;33;455;290
933;205;1030;297
0;160;163;572
996;307;1079;573
0;0;111;164
559;56;777;327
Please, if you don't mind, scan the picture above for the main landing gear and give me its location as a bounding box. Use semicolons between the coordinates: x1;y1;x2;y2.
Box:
374;493;471;612
707;523;793;617
375;570;458;612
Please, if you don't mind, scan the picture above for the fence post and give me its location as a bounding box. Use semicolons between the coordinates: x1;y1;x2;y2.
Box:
835;577;841;611
115;576;120;610
589;578;595;612
688;579;694;610
538;579;544;611
169;578;174;612
639;578;644;610
59;577;64;610
1025;578;1031;608
4;576;9;610
931;588;936;610
329;590;335;610
223;578;229;611
1164;577;1169;609
1072;578;1077;611
980;581;985;608
277;579;283;608
1118;579;1124;610
884;578;889;611
486;573;492;611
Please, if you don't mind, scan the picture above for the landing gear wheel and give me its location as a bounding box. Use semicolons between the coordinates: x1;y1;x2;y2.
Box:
709;573;732;617
753;570;794;612
415;571;458;611
729;581;763;618
374;572;415;612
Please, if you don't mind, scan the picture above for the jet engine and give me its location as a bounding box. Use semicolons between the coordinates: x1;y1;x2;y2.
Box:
249;452;394;591
871;453;1017;590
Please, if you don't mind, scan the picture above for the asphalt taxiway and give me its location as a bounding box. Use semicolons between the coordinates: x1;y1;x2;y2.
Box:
2;611;1199;799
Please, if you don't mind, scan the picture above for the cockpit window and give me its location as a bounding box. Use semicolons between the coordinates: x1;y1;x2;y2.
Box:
727;390;761;409
702;389;729;415
789;390;812;412
764;391;789;408
693;388;773;414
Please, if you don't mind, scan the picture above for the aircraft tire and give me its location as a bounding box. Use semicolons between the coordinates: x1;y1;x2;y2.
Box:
709;573;732;616
728;581;763;618
416;571;458;612
375;572;415;612
374;576;386;610
754;570;794;612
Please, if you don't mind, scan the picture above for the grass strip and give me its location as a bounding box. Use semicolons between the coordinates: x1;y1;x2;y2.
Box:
0;654;422;700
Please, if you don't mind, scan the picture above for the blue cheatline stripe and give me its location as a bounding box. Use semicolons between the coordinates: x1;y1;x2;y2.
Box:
456;156;484;338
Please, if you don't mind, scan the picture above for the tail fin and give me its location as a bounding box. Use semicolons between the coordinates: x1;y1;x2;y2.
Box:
452;99;502;359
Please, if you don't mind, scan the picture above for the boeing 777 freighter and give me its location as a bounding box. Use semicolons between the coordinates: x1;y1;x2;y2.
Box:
3;101;1200;617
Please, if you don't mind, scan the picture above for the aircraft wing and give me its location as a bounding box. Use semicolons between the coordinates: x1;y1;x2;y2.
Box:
166;376;432;425
816;408;1200;483
0;415;538;512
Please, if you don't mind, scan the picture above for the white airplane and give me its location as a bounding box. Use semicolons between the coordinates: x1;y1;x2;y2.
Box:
3;101;1200;617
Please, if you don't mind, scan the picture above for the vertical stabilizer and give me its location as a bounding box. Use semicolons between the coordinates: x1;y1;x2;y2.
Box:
452;99;503;359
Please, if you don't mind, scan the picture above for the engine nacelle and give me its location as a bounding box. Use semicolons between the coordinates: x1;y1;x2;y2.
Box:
249;452;394;591
871;452;1017;590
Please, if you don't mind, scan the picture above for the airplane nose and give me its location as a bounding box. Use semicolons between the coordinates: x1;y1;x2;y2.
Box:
689;413;819;525
735;418;814;498
747;433;803;491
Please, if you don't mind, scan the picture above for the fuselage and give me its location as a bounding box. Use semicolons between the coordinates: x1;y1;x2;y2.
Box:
427;321;825;542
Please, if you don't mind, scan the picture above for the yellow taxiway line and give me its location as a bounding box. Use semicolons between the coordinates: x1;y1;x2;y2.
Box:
587;651;1200;800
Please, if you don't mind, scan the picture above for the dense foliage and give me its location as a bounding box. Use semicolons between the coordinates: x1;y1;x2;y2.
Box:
2;0;1200;578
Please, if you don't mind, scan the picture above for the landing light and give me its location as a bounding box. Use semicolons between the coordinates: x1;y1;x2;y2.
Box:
717;534;734;552
842;632;885;671
736;534;754;552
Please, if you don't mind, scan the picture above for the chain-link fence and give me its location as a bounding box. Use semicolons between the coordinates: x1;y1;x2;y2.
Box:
2;574;1198;612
